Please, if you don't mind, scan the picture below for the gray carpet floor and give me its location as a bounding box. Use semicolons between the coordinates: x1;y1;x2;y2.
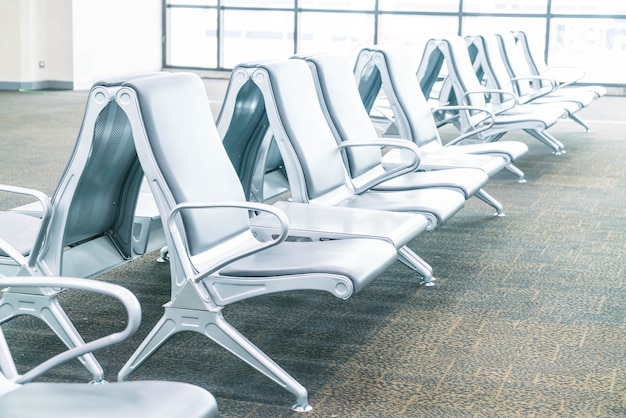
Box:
1;84;626;417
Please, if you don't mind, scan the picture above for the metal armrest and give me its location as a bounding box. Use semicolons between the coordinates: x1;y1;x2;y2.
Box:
432;105;496;146
462;89;518;113
0;185;52;270
0;277;141;383
338;138;421;194
511;75;559;100
543;66;586;88
167;201;290;277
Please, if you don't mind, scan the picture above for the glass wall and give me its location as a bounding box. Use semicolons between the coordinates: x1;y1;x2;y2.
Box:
163;0;626;86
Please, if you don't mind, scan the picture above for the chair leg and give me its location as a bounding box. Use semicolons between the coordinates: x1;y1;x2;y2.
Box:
0;328;18;380
568;113;590;132
505;163;526;183
119;294;312;412
475;188;504;216
523;129;565;154
0;290;104;383
397;246;435;286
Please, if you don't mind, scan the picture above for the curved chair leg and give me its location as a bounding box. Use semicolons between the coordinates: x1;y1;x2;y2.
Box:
397;246;435;286
119;285;312;412
524;129;565;155
0;290;104;383
568;112;590;132
156;246;169;263
0;328;18;379
505;163;526;183
475;188;504;216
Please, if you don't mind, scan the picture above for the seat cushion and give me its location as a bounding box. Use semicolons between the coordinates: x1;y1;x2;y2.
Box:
372;167;488;198
0;381;218;418
0;212;41;257
220;238;397;293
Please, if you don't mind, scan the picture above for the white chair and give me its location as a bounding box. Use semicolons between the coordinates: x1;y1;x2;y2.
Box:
116;72;400;412
353;45;529;183
0;276;218;418
0;81;165;383
417;36;569;155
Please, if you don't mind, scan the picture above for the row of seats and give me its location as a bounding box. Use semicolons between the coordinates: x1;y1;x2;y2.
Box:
0;31;599;414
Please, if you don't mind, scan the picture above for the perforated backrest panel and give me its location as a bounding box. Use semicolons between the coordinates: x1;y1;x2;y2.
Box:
63;101;141;256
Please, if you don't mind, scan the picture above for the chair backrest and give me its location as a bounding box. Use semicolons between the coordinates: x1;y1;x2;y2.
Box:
513;31;548;76
354;46;444;149
249;59;353;203
36;84;144;276
297;54;383;178
216;65;288;203
466;33;519;101
417;36;489;109
121;73;251;265
495;31;538;95
216;65;272;200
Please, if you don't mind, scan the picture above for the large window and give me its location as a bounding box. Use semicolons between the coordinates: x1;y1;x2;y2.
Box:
164;0;626;86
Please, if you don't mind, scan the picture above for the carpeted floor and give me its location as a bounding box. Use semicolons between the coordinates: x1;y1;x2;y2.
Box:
1;84;626;417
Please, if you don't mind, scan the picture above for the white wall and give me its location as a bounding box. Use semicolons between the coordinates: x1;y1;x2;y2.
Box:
0;0;162;90
72;0;162;90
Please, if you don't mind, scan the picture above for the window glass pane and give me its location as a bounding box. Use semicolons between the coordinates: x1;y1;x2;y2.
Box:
300;0;375;11
222;0;294;7
463;16;545;42
223;10;294;68
167;8;217;68
299;12;374;63
167;0;217;5
551;0;626;14
379;0;458;12
463;0;547;14
549;18;626;84
378;15;458;64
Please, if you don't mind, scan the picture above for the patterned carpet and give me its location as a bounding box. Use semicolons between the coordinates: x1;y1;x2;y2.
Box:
1;86;625;417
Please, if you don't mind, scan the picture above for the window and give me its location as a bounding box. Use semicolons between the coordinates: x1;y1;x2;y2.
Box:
167;7;218;68
163;1;626;85
222;9;294;68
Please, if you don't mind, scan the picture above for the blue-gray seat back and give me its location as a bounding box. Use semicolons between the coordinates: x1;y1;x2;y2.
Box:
468;34;517;101
496;32;541;96
300;54;382;178
219;76;271;198
39;85;143;273
123;73;250;256
217;65;289;203
416;40;446;100
513;31;546;76
355;47;443;148
419;37;489;109
252;60;350;202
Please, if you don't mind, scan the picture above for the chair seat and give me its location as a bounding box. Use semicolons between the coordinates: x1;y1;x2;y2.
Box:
0;381;218;418
384;150;507;178
0;212;41;257
220;238;397;293
530;90;596;109
338;187;465;226
372;167;488;198
439;140;529;162
491;105;567;128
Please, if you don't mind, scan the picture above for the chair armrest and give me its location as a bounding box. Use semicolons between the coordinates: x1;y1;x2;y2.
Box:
543;66;586;87
432;105;496;146
337;138;421;195
168;201;290;277
462;89;518;113
0;185;52;270
511;75;559;99
0;277;141;383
